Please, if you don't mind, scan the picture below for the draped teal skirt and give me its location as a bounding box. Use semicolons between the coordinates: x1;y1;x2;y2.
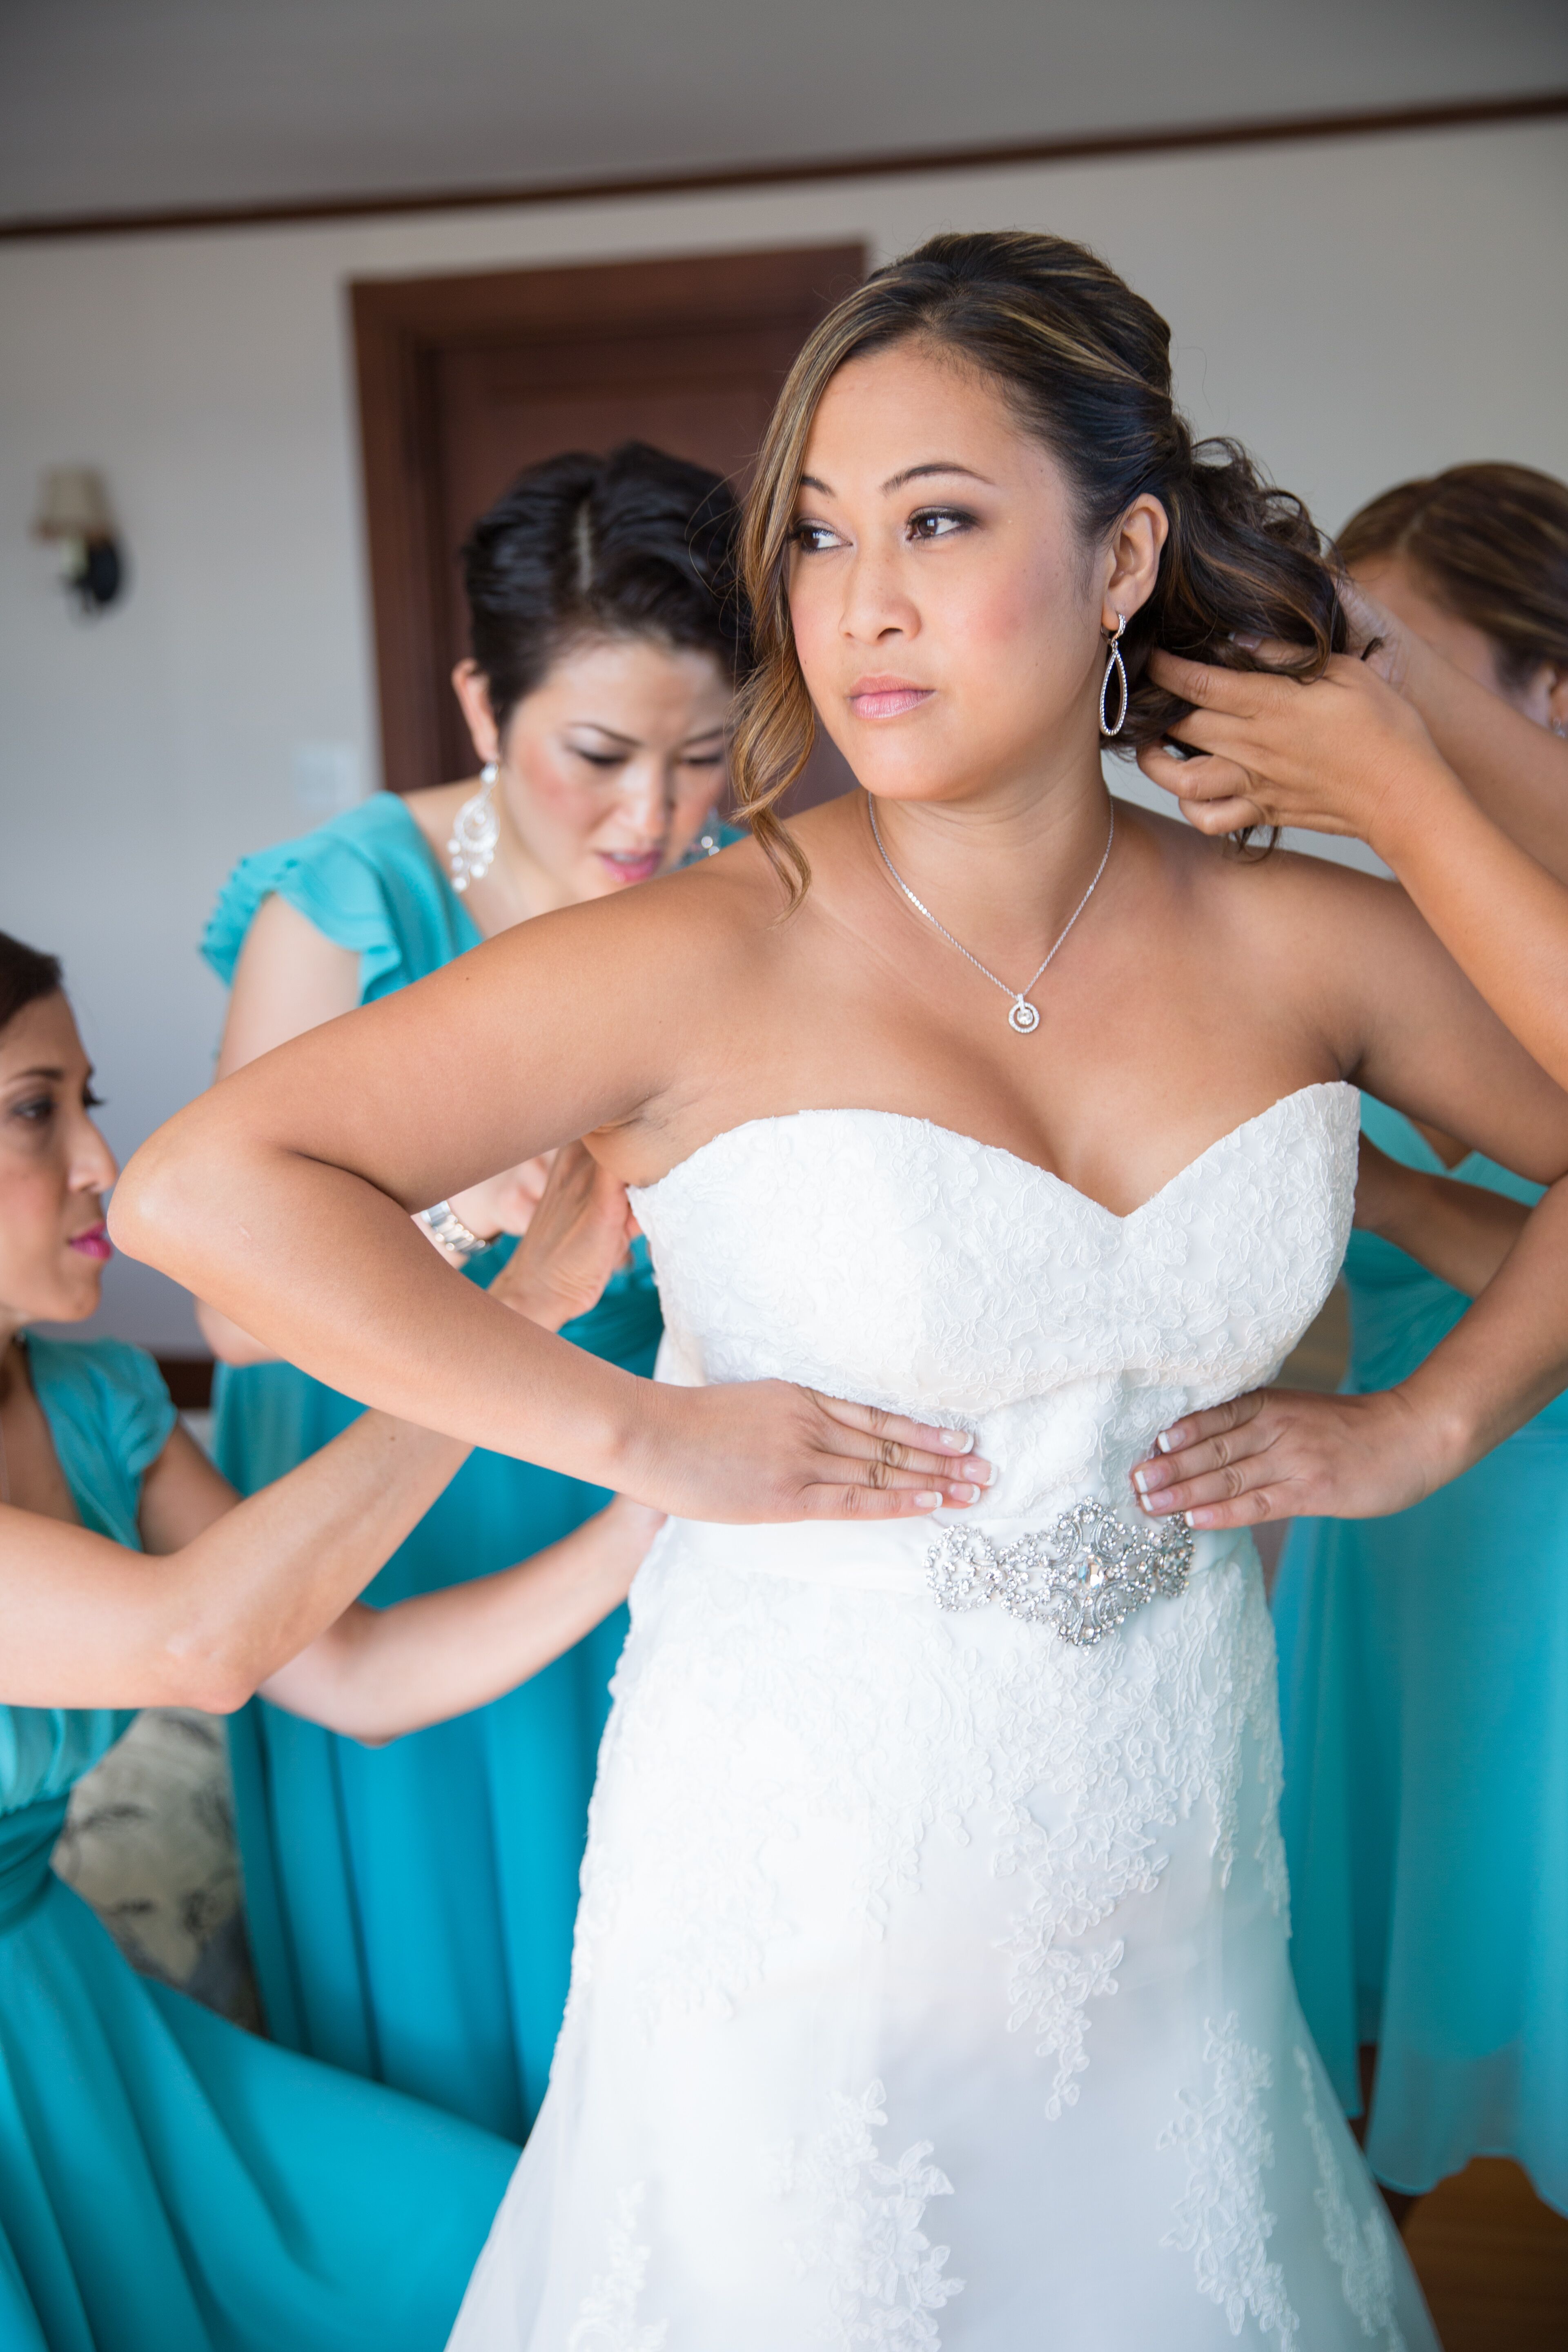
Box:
0;1802;513;2352
218;1254;662;2141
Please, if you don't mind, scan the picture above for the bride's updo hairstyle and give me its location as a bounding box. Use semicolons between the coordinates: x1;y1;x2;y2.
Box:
734;229;1346;898
461;440;749;737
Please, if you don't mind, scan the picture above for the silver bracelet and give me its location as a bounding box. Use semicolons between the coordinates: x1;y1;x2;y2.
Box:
416;1200;492;1259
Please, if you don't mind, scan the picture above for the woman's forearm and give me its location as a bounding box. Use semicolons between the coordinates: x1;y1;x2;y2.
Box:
1371;770;1568;1098
0;1412;469;1713
112;1118;649;1491
1392;1174;1568;1485
1357;1148;1530;1298
260;1499;662;1743
1398;635;1568;886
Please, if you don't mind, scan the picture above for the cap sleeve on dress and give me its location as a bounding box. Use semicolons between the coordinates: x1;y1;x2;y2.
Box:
91;1340;180;1484
201;798;461;1004
25;1336;178;1550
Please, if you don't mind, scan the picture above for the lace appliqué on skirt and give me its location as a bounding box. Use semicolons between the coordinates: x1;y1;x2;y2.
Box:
771;2080;963;2350
1295;2050;1408;2349
1160;2015;1300;2343
566;2185;668;2352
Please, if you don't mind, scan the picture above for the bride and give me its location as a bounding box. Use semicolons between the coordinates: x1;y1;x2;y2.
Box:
115;232;1568;2345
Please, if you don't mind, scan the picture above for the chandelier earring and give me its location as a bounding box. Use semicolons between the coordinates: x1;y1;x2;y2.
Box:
1099;612;1129;739
448;760;500;894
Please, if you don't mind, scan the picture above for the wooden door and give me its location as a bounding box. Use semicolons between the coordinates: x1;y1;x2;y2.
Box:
352;244;864;802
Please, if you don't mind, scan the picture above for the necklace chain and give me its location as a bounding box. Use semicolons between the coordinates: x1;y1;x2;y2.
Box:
867;797;1115;1035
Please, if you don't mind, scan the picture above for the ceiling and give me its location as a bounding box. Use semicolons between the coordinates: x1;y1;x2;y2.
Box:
3;0;1566;229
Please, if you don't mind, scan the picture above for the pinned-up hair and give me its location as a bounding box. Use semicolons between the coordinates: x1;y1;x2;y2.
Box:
0;931;64;1038
459;441;750;737
1338;461;1568;697
733;229;1347;902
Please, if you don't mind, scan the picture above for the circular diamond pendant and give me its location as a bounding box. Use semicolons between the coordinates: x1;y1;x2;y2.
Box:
1008;998;1040;1034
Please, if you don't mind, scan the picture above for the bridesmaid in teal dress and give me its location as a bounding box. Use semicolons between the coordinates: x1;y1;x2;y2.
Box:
1273;463;1568;2214
0;931;659;2349
201;443;746;2138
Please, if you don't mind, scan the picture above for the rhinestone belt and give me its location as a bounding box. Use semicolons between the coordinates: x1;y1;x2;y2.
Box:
926;1499;1195;1647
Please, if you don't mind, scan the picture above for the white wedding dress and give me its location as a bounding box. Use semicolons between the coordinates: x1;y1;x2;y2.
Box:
450;1087;1437;2349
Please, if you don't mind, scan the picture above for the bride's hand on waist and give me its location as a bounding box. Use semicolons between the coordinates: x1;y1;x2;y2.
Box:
1127;1385;1445;1529
626;1382;992;1523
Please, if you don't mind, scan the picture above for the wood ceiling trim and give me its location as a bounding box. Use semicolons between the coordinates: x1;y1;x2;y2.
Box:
3;89;1564;244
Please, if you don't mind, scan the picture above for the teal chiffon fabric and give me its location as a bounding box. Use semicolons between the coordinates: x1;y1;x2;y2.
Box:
1273;1096;1568;2210
203;796;662;2139
0;1336;514;2352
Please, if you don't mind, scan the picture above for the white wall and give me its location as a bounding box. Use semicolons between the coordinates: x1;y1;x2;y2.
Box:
2;118;1565;1349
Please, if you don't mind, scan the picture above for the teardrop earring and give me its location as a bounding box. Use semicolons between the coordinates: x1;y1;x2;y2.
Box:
1099;612;1129;739
448;761;500;894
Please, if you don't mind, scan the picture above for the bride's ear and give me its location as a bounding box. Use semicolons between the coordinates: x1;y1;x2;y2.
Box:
1102;494;1168;632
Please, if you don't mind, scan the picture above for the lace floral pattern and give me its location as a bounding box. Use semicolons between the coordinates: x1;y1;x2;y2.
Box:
772;2080;963;2348
1160;2016;1300;2343
566;2185;667;2352
1295;2050;1408;2348
445;1094;1435;2348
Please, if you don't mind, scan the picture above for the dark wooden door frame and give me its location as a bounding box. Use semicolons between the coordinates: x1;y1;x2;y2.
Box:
350;242;863;798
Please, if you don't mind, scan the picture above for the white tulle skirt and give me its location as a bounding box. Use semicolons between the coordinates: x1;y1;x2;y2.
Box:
449;1517;1435;2349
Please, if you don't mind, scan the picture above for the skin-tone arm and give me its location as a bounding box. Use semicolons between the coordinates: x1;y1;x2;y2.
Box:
258;1497;662;1745
1355;1135;1529;1299
2;1145;640;1713
1135;649;1568;1096
200;894;552;1363
1131;865;1568;1530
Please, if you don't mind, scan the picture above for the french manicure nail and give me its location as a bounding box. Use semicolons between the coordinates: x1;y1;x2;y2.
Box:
1132;1468;1152;1495
1183;1510;1198;1528
970;1459;996;1486
940;1430;971;1452
949;1482;979;1505
1156;1430;1177;1454
915;1491;942;1510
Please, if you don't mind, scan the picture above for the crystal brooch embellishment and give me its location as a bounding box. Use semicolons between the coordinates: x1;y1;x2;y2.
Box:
925;1500;1194;1646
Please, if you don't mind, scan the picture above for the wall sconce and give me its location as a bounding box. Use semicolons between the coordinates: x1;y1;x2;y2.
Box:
32;468;125;614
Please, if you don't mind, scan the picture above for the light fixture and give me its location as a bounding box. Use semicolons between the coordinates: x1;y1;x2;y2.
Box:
32;467;125;614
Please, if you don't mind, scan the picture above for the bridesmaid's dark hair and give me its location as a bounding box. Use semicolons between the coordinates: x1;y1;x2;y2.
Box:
1338;462;1568;697
735;229;1347;901
0;932;64;1038
461;441;750;737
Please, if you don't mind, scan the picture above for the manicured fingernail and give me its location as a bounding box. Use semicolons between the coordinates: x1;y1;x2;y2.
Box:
968;1459;995;1486
1156;1430;1179;1454
1184;1510;1199;1528
949;1483;979;1505
1132;1468;1153;1495
915;1491;942;1510
940;1430;972;1452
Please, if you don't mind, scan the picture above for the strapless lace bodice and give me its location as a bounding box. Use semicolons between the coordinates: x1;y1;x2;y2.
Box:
631;1085;1359;1524
452;1078;1436;2352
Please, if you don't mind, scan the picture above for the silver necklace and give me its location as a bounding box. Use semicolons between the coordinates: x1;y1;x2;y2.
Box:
867;798;1115;1035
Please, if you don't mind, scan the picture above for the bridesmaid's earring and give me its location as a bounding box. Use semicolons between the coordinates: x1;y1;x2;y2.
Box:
1099;613;1129;739
682;807;724;867
448;762;500;894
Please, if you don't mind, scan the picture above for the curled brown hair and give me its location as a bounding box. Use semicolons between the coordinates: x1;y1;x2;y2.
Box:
1338;462;1568;697
733;229;1346;900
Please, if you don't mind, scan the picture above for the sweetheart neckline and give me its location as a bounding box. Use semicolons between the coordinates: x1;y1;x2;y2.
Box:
629;1080;1357;1227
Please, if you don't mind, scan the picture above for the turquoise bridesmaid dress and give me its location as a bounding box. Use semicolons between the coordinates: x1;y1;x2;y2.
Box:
1273;1094;1568;2212
0;1334;514;2352
203;795;662;2140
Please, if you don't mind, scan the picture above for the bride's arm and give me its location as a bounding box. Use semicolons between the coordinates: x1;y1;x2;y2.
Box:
1134;648;1568;1093
109;870;988;1523
1134;859;1568;1528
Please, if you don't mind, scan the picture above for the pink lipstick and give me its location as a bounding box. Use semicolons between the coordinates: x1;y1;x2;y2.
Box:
68;1225;113;1262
